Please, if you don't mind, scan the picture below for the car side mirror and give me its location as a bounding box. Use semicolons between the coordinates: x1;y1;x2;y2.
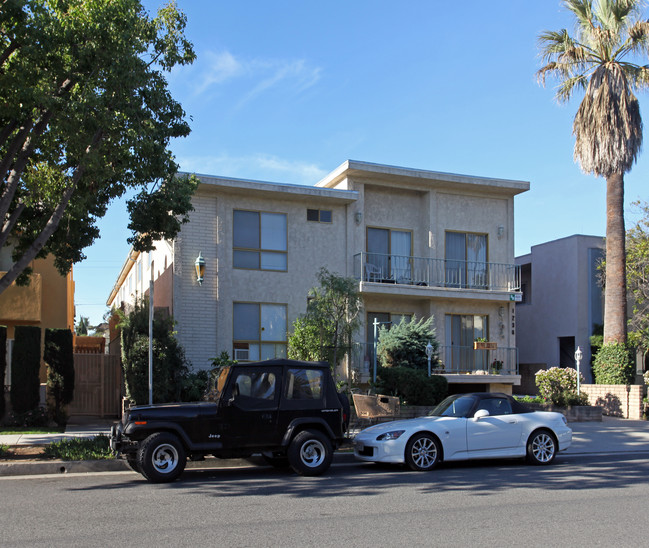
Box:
473;409;489;421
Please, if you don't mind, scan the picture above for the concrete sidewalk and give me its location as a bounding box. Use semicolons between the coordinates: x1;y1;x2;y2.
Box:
2;415;649;477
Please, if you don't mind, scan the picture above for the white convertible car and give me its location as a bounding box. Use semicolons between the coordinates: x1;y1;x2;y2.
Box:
353;393;572;471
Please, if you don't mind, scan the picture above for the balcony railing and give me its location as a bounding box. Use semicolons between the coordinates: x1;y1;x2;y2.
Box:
351;342;518;378
353;252;520;292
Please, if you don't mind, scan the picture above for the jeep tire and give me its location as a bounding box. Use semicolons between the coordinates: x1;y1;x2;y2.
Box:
287;429;333;476
137;432;187;483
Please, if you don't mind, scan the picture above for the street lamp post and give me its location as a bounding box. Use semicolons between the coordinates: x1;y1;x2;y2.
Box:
426;342;434;376
574;346;583;395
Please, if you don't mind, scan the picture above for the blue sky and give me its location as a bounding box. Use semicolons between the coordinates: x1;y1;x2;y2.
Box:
73;1;649;327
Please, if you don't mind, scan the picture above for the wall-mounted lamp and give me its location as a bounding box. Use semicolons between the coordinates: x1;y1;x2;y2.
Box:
497;225;505;240
195;252;205;285
354;211;363;225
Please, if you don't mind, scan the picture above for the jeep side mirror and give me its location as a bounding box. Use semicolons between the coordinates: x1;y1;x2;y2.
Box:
473;409;489;421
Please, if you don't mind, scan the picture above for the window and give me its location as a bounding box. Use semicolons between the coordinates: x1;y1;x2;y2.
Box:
445;232;487;288
366;227;412;282
233;303;287;361
284;368;323;400
233;210;287;271
445;314;489;371
307;209;332;223
476;397;512;416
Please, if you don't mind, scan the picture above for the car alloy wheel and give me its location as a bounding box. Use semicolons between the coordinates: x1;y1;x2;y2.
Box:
527;429;556;465
405;433;440;471
137;432;187;483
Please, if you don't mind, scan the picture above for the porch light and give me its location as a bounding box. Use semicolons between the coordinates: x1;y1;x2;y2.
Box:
195;252;205;285
426;341;434;376
574;346;582;395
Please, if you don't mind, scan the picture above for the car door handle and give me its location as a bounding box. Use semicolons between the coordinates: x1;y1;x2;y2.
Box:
507;420;517;424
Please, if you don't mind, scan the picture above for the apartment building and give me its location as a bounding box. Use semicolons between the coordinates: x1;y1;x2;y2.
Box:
107;160;529;393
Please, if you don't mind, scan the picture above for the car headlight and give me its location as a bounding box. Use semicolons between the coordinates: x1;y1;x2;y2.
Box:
376;430;405;441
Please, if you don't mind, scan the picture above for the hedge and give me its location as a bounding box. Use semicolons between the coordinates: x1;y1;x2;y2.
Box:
10;326;42;414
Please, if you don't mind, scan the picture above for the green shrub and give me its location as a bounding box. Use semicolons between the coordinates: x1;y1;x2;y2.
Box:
5;407;49;427
179;370;208;401
44;328;75;426
43;435;113;460
0;326;6;420
10;326;42;414
0;443;8;457
375;366;448;406
377;315;438;370
535;367;588;406
514;395;543;404
592;342;635;384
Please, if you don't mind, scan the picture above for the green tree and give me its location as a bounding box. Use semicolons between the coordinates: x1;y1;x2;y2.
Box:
118;298;189;404
44;328;75;426
377;315;438;370
10;325;41;414
288;268;363;369
626;200;649;349
75;316;90;336
537;0;649;346
0;0;197;295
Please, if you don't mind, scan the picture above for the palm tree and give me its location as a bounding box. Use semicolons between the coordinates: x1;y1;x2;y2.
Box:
538;0;649;345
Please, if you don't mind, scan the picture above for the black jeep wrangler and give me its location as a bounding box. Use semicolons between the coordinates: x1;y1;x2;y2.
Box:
110;359;350;483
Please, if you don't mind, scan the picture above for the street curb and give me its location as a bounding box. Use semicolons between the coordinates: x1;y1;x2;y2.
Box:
0;453;357;478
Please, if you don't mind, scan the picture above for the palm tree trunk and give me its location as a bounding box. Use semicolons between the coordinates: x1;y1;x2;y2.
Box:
603;172;627;344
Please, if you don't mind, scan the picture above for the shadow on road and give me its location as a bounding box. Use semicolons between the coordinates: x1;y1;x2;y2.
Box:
67;452;649;498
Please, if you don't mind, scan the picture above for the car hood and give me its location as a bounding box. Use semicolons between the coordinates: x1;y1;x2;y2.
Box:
125;401;217;422
358;416;443;435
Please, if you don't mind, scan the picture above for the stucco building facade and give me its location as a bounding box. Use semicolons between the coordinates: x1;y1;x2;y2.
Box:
108;160;529;392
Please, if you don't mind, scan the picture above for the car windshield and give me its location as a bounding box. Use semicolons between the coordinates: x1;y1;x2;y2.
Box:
428;395;476;417
211;367;230;402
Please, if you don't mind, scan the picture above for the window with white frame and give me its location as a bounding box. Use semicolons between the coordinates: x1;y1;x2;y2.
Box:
233;302;287;361
233;210;287;271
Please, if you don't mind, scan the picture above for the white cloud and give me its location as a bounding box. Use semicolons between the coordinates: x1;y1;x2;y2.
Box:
177;153;327;186
190;49;322;105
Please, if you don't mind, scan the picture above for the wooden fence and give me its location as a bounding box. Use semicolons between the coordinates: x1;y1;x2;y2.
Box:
68;353;122;417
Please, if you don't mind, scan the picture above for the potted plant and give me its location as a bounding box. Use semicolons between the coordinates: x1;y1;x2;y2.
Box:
491;360;503;374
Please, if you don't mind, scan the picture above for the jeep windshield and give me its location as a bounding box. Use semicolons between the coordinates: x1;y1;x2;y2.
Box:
212;366;231;402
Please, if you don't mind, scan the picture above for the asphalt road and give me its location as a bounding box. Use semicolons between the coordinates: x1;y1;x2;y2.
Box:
1;453;648;547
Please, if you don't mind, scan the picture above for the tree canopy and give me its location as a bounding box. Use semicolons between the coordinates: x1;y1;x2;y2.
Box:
0;0;198;295
287;267;363;370
537;0;649;344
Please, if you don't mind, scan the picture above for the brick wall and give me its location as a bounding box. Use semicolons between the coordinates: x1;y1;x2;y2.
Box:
582;384;644;420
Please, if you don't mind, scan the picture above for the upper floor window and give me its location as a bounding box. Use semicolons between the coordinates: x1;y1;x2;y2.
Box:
445;232;487;289
366;227;412;282
233;210;287;271
307;209;332;223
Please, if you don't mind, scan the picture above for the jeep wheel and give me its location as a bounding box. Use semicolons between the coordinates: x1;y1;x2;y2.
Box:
137;432;187;483
287;429;333;476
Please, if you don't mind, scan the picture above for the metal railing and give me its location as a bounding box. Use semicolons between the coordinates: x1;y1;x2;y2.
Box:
350;342;518;378
353;252;520;292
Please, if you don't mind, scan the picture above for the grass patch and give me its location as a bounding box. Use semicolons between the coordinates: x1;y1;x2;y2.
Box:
0;426;65;435
0;444;8;457
43;435;113;461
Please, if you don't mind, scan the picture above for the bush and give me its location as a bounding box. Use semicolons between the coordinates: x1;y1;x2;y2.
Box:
0;326;6;420
375;367;448;406
44;328;75;426
179;370;209;401
10;326;41;414
377;315;438;370
119;299;190;405
43;435;113;460
4;406;49;428
592;342;635;384
535;367;588;406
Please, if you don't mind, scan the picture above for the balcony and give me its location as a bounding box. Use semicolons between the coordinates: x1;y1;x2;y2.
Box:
353;252;520;293
350;342;518;381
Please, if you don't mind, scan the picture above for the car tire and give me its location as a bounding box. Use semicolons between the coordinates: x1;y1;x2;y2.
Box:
404;432;440;471
137;432;187;483
287;429;333;476
526;429;557;465
126;455;141;473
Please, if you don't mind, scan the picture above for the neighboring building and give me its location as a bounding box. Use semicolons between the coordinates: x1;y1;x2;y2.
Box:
0;249;75;382
515;234;605;387
107;160;529;393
